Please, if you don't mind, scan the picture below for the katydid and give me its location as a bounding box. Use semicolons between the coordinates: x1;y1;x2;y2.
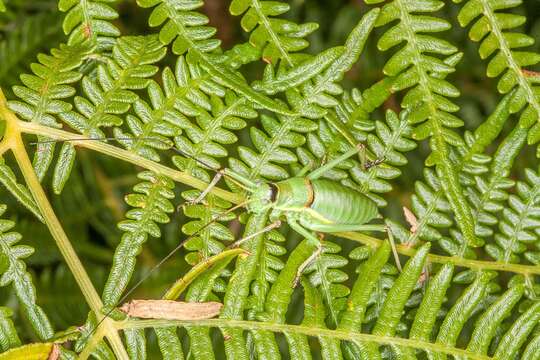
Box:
192;144;390;284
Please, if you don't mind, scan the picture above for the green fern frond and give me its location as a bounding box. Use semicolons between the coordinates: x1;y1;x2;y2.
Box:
0;159;42;220
246;228;285;318
401;169;453;247
286;10;379;119
58;0;120;50
250;238;316;358
115;55;224;162
0;12;63;85
352;109;416;206
455;0;540;148
102;171;175;306
363;243;430;358
60;35;166;137
0;307;21;352
180;190;235;265
229;0;318;66
54;35;165;193
137;0;292;116
306;241;349;328
302;280;342;357
466;280;524;355
487;168;540;264
0;204;53;341
494;300;540;359
231;111;317;181
220;213;268;359
367;0;480;250
8;42;90;181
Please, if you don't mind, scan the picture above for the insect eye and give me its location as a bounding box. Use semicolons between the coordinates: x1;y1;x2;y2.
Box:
269;183;278;203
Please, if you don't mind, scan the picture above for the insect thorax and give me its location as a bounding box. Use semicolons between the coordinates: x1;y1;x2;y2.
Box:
246;182;274;214
273;177;313;209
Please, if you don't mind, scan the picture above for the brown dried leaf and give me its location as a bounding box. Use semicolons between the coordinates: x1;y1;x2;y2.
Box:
48;344;60;360
120;300;223;320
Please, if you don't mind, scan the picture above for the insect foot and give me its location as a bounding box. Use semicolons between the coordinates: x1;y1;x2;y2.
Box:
364;157;385;170
293;243;324;288
120;299;223;320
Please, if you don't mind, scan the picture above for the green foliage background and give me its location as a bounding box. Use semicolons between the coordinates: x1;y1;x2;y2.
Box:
0;0;540;359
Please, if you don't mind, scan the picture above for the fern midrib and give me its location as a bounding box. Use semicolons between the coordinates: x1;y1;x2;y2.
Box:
406;191;445;247
314;256;340;327
130;177;164;235
131;72;206;153
85;46;148;135
130;101;175;154
479;0;540;119
80;0;93;40
130;91;181;154
502;180;540;263
251;0;293;66
32;57;66;126
249;118;291;180
360;119;410;194
161;0;293;116
472;174;504;234
185;97;244;174
397;0;477;253
120;319;491;359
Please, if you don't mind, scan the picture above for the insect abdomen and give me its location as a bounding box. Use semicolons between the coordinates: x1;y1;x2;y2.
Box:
310;179;378;225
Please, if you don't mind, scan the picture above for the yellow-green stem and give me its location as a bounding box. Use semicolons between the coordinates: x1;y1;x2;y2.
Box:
118;318;491;360
340;232;540;275
16;120;243;204
0;90;129;360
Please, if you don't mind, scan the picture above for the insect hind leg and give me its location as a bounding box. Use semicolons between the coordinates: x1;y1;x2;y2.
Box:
307;144;364;180
288;219;325;287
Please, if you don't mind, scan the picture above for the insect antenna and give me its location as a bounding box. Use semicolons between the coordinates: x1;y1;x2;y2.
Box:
29;137;258;341
29;137;159;146
30;136;257;192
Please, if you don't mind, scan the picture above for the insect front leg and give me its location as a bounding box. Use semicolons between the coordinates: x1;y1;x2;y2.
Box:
287;219;324;288
229;220;282;248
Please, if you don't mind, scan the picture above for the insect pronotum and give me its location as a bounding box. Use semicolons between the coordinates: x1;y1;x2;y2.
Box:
29;136;397;339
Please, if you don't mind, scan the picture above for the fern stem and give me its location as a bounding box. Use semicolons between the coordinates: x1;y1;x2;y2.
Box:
118;318;491;360
11;135;129;360
15;120;244;204
0;89;129;360
339;231;540;276
251;0;293;66
0;140;10;156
